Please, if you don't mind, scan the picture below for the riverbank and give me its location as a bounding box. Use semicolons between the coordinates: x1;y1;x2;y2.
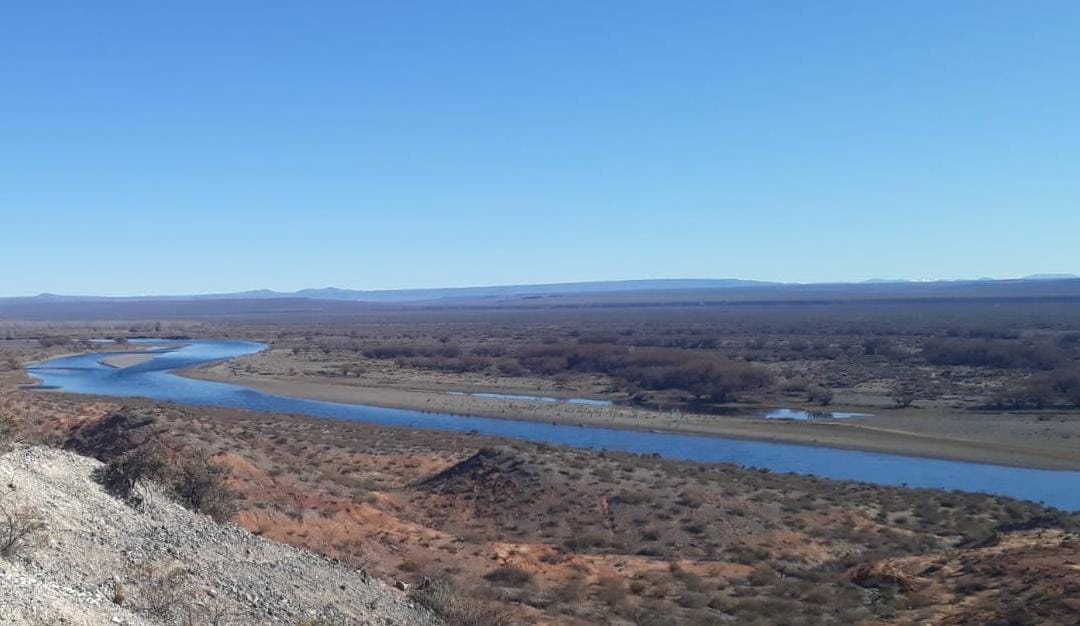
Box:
179;364;1080;471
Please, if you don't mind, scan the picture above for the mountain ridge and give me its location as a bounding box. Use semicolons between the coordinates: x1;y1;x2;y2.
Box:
6;275;1079;303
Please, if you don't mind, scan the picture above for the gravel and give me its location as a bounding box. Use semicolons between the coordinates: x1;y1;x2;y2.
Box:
0;445;438;625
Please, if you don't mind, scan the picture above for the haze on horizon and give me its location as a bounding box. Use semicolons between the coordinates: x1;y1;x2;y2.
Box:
7;273;1080;301
2;1;1077;297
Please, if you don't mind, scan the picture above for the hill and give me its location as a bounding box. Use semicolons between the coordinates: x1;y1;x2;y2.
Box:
0;445;435;625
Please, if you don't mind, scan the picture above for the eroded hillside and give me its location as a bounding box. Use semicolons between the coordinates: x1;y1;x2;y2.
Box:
9;390;1079;625
0;443;436;625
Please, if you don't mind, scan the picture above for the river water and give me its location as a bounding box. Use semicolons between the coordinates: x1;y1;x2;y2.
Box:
25;339;1080;510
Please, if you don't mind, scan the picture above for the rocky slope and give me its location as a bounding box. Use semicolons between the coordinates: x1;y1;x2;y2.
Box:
0;445;437;625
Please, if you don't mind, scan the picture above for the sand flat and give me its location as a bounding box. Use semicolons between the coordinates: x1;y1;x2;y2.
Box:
98;353;158;368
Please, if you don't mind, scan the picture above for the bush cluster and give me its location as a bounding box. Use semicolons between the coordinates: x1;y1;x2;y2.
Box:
412;579;516;626
37;335;73;348
99;445;237;522
990;368;1080;409
513;343;771;402
363;339;772;402
922;338;1067;370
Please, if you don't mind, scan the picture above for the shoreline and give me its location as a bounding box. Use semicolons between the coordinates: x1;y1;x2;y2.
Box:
176;366;1080;471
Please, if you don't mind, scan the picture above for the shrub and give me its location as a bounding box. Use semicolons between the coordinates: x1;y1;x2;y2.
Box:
781;377;811;393
613;490;650;506
133;561;189;619
990;367;1080;409
37;335;73;348
596;576;628;606
807;386;834;406
660;359;773;403
98;445;236;521
677;592;709;609
677;488;707;509
892;389;916;408
63;409;157;459
496;360;527;376
563;531;608;551
170;452;237;522
98;445;169;505
1050;368;1080;406
0;413;18;450
862;337;895;357
748;564;780;586
511;343;771;402
483;565;533;587
922;339;1066;370
413;579;517;626
0;486;44;559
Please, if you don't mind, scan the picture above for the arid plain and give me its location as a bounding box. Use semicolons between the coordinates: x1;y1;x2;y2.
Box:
3;289;1080;624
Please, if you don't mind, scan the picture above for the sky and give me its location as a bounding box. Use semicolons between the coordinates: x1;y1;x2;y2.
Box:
1;1;1077;296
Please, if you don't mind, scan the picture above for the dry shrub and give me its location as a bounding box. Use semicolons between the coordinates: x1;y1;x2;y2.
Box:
295;619;347;626
483;565;532;587
37;335;73;348
677;488;707;509
892;389;916;408
133;561;190;619
412;579;517;626
170;451;237;522
922;338;1066;370
179;599;235;626
807;386;834;406
563;531;608;551
0;486;44;559
0;411;20;450
596;576;628;607
991;367;1080;409
747;564;780;586
98;444;236;521
98;443;169;505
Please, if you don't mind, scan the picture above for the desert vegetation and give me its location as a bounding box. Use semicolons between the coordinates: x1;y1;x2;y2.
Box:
0;407;43;561
94;432;237;522
5;386;1077;625
4;301;1080;623
184;299;1080;421
0;484;44;560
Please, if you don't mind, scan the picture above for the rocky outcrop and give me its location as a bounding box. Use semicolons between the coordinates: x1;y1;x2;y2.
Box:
0;445;438;625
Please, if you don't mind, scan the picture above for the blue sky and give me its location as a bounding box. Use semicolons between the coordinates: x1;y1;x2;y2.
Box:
1;1;1077;296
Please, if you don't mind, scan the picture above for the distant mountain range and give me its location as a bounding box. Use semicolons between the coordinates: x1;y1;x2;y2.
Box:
286;279;781;302
1021;273;1080;281
10;275;1080;304
22;279;781;303
2;275;1079;320
861;274;1080;285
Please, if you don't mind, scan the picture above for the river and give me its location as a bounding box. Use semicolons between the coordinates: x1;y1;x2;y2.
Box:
25;339;1080;510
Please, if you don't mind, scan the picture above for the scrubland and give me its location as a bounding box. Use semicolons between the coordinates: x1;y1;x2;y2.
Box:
178;300;1080;468
4;298;1080;624
1;388;1076;625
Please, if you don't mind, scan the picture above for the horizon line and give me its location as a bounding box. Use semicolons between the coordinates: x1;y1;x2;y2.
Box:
3;273;1078;300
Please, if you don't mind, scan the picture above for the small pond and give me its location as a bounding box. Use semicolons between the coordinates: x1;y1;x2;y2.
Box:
759;408;873;420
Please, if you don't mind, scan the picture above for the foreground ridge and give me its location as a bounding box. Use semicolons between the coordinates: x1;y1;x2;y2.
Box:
0;445;436;625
